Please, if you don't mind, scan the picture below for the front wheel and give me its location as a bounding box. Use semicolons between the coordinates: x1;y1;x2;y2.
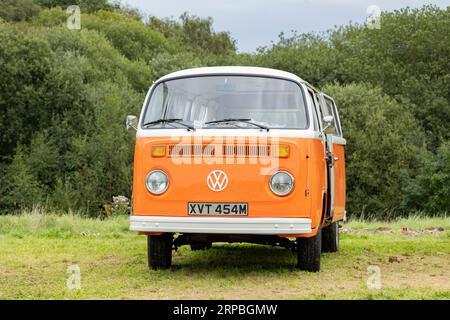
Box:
147;233;173;270
296;228;322;272
321;222;339;253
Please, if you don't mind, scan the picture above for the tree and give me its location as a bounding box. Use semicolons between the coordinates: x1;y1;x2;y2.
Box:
331;6;450;149
0;147;43;211
0;23;53;159
82;11;169;63
34;0;118;13
0;0;41;21
148;13;236;58
255;32;337;86
402;141;450;213
322;83;427;218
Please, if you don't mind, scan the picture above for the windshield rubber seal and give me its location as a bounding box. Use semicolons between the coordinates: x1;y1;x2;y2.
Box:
140;73;310;131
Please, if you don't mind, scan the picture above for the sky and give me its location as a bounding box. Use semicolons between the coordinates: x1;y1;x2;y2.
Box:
122;0;449;52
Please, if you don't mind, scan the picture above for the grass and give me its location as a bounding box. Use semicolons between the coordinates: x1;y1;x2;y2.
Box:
0;210;449;299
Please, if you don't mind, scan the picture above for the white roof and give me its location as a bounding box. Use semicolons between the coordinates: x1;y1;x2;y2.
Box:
157;66;306;83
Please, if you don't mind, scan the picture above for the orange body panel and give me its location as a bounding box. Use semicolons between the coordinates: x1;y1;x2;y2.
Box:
132;136;332;234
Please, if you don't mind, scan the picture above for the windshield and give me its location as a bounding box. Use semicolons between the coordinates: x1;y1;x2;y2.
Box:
142;76;309;129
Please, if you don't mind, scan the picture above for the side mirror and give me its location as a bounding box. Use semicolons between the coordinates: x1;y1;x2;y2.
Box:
322;115;335;135
126;115;138;134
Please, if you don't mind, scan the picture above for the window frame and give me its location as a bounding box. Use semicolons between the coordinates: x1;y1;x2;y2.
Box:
140;74;311;130
321;94;343;137
306;87;322;132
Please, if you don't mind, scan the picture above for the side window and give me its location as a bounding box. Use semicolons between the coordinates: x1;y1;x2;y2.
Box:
321;97;333;117
324;96;342;137
307;89;321;131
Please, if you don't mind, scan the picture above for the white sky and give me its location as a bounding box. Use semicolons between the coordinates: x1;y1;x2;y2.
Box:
121;0;449;52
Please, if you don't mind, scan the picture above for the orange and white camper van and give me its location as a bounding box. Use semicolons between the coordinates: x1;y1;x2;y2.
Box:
126;67;346;272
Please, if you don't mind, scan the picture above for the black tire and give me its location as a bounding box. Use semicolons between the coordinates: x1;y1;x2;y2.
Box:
190;242;212;251
322;222;339;253
296;228;322;272
147;233;173;270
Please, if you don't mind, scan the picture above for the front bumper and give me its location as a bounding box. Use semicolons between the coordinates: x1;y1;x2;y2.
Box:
130;216;312;235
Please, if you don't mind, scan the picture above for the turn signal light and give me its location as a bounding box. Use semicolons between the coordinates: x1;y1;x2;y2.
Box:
274;145;290;158
152;145;166;157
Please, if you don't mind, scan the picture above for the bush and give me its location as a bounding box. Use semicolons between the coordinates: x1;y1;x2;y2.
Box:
0;0;41;21
0;147;44;211
403;141;450;213
64;81;140;214
0;23;53;159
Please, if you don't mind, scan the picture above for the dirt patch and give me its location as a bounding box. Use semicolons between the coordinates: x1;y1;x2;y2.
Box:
341;227;445;236
388;256;403;263
398;227;445;236
380;255;450;290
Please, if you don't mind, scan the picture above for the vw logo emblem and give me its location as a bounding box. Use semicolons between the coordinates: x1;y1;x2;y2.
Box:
207;170;228;192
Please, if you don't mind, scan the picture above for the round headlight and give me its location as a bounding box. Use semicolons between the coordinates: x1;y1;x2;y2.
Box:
269;171;294;196
146;170;169;195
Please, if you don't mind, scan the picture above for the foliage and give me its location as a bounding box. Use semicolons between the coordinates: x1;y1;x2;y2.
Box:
81;11;169;62
34;0;119;13
331;6;450;150
0;3;233;215
64;82;139;214
257;6;450;150
148;12;237;62
0;23;53;159
402;141;450;213
255;32;337;87
0;0;41;21
323;83;427;217
0;147;44;210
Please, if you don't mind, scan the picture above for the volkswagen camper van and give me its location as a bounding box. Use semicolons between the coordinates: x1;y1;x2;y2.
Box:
127;67;346;272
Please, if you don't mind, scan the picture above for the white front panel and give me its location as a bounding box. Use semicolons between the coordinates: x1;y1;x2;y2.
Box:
130;216;312;235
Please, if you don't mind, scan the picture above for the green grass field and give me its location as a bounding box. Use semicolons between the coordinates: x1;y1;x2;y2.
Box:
0;211;449;299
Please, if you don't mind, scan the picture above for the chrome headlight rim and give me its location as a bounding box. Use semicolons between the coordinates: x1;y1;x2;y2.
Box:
269;170;295;196
145;169;169;195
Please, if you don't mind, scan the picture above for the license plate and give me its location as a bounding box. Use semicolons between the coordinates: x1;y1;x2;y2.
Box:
188;202;248;216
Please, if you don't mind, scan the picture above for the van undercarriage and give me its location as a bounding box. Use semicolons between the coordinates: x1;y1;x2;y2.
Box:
146;222;339;272
173;233;297;251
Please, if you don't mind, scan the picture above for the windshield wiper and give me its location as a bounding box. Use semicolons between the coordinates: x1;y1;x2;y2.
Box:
205;118;269;131
143;118;195;131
